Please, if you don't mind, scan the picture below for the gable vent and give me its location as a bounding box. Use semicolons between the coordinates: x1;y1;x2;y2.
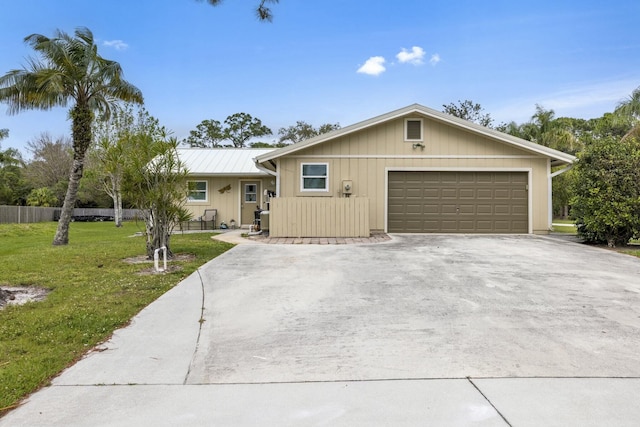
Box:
405;119;423;141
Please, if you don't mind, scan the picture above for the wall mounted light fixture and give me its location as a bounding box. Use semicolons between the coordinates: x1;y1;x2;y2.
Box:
412;143;425;149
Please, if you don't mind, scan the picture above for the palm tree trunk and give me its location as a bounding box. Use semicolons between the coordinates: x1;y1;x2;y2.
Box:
52;104;93;246
52;157;84;245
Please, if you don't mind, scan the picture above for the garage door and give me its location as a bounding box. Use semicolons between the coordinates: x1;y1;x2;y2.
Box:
388;171;528;233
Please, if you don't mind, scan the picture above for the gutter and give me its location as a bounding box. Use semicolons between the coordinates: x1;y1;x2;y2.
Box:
550;164;574;178
254;160;280;197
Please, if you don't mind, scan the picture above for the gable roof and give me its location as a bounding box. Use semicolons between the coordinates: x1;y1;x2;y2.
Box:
178;148;274;176
255;103;576;167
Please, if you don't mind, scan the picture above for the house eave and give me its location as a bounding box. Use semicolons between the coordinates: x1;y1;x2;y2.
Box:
255;103;577;166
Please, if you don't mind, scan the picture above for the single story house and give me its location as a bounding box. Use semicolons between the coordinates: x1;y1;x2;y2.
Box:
253;103;576;237
179;148;276;228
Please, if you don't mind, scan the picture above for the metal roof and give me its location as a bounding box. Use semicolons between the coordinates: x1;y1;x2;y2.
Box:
177;148;274;176
256;104;577;167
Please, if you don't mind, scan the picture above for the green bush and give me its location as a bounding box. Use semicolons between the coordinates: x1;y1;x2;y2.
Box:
571;136;640;247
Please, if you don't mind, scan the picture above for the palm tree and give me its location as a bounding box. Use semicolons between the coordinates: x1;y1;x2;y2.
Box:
205;0;279;21
615;86;640;141
0;27;143;245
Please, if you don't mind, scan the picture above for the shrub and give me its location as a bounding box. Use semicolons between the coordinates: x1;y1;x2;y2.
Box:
571;136;640;247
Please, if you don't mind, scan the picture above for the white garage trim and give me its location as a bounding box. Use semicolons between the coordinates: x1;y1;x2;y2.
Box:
384;167;533;234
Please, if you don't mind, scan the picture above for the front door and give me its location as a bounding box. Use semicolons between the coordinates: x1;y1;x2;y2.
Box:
241;181;261;226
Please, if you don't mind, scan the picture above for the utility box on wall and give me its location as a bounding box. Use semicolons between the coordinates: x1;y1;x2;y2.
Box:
342;180;353;195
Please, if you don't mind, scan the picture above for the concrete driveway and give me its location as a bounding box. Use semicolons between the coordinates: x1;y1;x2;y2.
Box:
3;234;640;426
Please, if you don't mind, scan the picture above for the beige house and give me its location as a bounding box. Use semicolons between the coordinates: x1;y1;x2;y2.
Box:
180;148;276;228
254;104;576;237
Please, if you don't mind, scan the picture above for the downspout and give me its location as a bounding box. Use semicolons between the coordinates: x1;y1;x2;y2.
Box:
548;163;574;229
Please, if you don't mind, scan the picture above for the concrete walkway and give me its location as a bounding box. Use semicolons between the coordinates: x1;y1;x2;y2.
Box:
212;229;393;245
2;234;640;426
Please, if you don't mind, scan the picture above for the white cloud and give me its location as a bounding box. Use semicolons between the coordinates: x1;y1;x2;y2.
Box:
396;46;425;65
357;56;386;76
103;40;129;51
429;53;441;66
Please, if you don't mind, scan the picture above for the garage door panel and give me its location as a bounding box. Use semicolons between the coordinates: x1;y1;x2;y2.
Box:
512;206;528;215
512;189;527;199
441;204;457;214
405;189;423;198
459;189;475;198
494;189;511;199
424;189;439;198
441;189;457;199
458;205;475;214
477;189;493;199
388;171;528;233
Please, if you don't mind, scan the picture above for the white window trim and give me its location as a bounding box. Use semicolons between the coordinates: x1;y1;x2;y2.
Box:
404;118;423;142
300;162;329;192
244;183;258;203
187;180;208;202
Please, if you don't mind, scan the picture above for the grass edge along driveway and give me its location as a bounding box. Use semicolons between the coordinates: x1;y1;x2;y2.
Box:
0;222;233;415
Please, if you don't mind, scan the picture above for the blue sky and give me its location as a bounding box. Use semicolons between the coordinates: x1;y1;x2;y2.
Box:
1;0;639;156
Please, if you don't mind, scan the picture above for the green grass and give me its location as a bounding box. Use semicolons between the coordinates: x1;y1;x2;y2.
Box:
0;222;233;413
552;219;574;225
552;219;577;234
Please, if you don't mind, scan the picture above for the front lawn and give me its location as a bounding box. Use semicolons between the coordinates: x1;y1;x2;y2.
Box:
0;222;233;414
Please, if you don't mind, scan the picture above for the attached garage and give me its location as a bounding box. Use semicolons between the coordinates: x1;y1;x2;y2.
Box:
388;171;529;233
255;104;576;237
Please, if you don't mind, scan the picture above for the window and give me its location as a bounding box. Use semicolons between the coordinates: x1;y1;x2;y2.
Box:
301;163;329;191
244;184;257;203
187;180;207;201
405;118;423;141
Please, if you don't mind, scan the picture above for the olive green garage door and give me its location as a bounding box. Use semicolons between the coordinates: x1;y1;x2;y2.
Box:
388;171;528;233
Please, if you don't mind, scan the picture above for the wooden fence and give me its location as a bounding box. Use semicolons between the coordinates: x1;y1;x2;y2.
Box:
0;206;143;224
0;206;60;223
269;197;370;238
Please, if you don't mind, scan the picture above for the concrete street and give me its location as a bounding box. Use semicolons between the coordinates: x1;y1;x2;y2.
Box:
2;233;640;426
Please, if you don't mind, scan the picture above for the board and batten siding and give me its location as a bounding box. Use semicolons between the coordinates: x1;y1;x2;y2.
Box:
185;176;275;226
269;197;370;238
275;114;553;234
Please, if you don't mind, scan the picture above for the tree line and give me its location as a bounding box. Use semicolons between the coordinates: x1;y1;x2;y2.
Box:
182;114;340;148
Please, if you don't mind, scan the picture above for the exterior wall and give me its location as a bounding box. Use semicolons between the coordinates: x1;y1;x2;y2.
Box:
269;197;370;238
276;114;553;234
184;175;275;227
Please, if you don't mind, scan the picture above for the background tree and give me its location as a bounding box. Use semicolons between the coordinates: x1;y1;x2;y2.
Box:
182;119;224;148
0;142;28;205
0;27;143;245
571;136;640;247
223;112;271;148
93;105;164;226
615;86;640;140
203;0;279;21
0;129;7;140
442;100;495;128
124;132;190;258
73;153;113;208
24;133;73;205
277;120;340;146
498;105;584;218
26;187;58;207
